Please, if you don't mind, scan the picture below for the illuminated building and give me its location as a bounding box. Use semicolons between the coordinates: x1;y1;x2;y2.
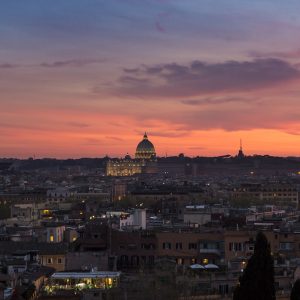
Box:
44;271;121;294
45;224;66;243
106;133;157;176
135;132;156;159
106;156;145;176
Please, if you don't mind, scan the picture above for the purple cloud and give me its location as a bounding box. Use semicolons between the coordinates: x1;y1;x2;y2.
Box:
40;58;104;68
66;122;90;128
114;59;299;98
155;21;165;32
0;63;19;68
249;49;300;60
155;11;171;33
181;97;257;106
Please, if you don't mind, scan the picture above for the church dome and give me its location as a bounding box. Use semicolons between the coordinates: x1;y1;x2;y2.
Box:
135;133;156;159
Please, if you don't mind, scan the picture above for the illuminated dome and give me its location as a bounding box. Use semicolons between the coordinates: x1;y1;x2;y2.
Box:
135;132;156;160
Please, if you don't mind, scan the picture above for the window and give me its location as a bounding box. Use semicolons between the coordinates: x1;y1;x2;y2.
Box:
141;243;145;249
163;242;171;250
141;243;154;250
234;243;238;251
49;235;54;242
58;258;63;264
234;242;243;251
219;284;229;295
175;242;182;250
47;258;53;264
188;243;197;250
229;242;244;252
149;243;155;249
148;256;155;265
279;242;293;250
200;242;218;250
128;244;137;250
177;258;183;265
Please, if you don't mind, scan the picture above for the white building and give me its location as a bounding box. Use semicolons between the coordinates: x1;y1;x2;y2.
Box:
119;209;147;230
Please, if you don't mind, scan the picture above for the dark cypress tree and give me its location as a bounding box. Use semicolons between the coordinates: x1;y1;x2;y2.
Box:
291;279;300;300
233;231;276;300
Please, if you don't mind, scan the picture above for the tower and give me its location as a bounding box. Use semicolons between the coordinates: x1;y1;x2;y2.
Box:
237;139;245;158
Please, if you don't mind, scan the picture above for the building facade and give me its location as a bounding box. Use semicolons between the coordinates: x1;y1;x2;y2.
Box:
106;133;157;176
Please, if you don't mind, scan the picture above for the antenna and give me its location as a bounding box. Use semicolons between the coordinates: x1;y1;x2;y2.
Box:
240;138;243;151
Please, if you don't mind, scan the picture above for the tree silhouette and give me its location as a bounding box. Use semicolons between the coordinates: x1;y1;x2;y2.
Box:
233;231;276;300
291;279;300;300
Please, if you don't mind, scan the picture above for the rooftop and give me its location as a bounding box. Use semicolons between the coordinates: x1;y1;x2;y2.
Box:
51;271;121;279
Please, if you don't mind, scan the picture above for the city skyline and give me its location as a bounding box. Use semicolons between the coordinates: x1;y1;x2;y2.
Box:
1;0;300;158
0;131;297;159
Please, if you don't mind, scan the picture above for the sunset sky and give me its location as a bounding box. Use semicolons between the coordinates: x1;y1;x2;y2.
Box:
1;0;300;158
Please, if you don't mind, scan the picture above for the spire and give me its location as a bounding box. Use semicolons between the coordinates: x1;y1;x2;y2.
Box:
237;138;245;158
143;132;148;139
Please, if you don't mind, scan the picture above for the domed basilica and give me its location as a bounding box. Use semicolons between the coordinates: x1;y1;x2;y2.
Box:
135;132;156;159
106;133;157;176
